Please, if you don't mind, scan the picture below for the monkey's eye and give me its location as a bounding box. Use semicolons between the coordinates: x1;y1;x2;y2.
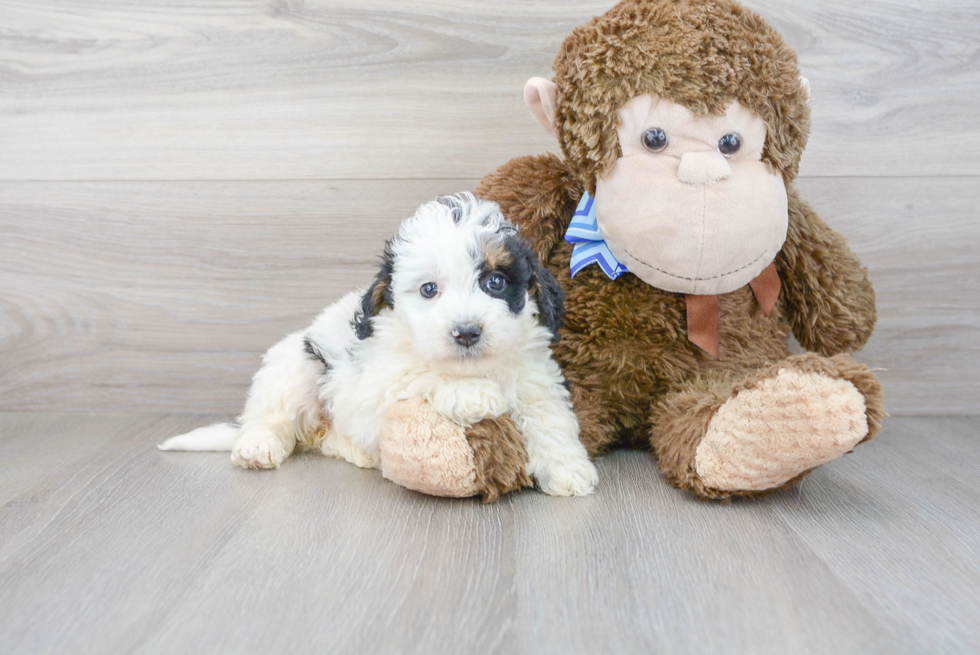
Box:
484;273;507;294
718;133;742;157
420;282;439;299
641;128;669;153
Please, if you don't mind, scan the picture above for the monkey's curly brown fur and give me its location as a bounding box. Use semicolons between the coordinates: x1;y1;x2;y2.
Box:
476;0;885;500
466;415;534;503
553;0;811;193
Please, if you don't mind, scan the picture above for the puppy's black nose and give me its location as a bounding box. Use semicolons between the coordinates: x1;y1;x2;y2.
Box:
452;324;482;348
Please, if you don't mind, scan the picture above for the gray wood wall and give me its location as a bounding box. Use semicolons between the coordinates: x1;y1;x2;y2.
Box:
1;0;977;415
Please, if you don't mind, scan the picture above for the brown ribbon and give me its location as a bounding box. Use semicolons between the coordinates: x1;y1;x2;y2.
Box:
685;262;780;359
749;262;781;316
685;294;720;358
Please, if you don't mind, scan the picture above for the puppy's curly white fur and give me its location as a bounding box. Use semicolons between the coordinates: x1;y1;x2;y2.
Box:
159;193;597;497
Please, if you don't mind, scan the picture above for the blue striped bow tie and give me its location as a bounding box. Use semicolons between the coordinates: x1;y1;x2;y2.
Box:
564;191;629;280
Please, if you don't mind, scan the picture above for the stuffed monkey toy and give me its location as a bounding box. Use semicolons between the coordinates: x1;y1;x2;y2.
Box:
475;0;885;499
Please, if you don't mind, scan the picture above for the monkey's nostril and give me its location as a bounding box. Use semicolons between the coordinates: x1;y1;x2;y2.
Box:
452;324;482;348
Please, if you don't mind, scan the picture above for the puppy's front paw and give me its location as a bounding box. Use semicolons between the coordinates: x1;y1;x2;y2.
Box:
231;430;288;470
532;456;598;497
431;380;508;426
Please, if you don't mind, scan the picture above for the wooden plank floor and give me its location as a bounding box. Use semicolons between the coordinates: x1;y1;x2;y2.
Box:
0;413;977;654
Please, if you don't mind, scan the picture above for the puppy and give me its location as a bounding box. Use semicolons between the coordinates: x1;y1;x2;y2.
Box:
159;193;598;497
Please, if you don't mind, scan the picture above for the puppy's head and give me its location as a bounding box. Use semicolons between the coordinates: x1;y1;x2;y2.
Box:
353;192;564;371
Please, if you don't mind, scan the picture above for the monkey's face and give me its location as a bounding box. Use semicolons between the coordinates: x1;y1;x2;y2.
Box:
593;95;788;296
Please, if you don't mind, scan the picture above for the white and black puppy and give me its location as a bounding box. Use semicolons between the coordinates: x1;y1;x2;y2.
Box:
159;192;598;497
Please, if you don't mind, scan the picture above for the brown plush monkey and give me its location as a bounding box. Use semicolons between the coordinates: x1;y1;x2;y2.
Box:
476;0;886;499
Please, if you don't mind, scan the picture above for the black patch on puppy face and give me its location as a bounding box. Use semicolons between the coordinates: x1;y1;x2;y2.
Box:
352;239;396;340
480;234;565;342
480;236;528;315
303;336;331;374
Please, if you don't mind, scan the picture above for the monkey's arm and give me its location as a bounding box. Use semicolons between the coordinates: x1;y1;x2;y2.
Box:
475;153;582;262
776;186;877;355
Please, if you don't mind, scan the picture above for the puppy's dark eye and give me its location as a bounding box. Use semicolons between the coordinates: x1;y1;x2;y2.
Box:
420;282;439;299
718;133;741;156
642;127;668;153
484;274;507;294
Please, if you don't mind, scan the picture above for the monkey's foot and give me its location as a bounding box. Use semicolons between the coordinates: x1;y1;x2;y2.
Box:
694;363;869;492
379;397;531;502
379;397;481;498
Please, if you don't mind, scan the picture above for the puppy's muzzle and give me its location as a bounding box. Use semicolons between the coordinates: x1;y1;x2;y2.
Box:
452;324;482;348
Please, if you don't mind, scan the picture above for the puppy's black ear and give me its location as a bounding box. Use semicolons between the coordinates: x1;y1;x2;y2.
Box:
527;250;565;343
352;240;395;340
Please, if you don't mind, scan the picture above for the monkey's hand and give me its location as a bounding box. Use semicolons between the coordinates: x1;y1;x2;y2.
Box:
777;186;877;355
379;397;531;503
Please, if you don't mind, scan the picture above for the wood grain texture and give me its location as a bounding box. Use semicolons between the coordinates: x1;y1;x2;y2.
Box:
2;177;976;414
1;0;977;180
777;416;980;653
0;413;977;654
0;179;471;411
793;177;980;416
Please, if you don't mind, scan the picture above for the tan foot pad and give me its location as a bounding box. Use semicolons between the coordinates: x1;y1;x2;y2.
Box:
379;397;479;498
695;369;869;491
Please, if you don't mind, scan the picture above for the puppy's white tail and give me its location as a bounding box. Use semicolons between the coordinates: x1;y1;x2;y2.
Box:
158;422;241;452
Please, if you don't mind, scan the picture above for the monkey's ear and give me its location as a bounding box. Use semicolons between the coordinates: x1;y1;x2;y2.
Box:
528;255;565;342
799;76;811;103
352;243;395;340
524;77;558;138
